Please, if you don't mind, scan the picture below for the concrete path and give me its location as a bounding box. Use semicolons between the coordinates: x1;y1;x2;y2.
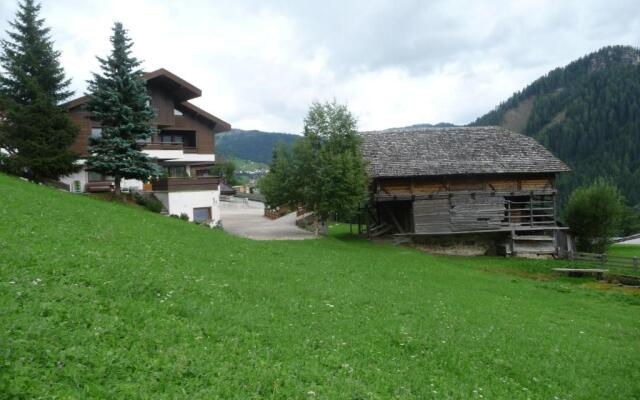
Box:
220;198;316;240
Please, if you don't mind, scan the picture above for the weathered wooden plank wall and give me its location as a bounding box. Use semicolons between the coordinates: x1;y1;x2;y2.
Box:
413;195;506;234
413;199;451;234
450;194;505;231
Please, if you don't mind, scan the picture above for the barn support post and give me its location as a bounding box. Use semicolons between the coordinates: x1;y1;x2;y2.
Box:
529;194;534;227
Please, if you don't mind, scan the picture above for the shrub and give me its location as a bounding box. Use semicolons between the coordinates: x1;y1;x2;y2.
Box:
620;205;640;237
179;213;189;221
565;178;624;252
132;193;164;213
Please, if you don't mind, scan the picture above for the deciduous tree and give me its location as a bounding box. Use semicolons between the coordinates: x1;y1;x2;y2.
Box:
261;101;369;235
565;178;624;252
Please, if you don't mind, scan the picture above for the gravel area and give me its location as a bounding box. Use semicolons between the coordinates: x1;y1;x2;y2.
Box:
220;199;316;240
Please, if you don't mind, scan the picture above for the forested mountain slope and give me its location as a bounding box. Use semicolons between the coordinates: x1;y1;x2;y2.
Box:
216;129;300;164
473;45;640;206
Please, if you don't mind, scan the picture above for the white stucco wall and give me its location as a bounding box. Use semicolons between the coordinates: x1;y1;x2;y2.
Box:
154;192;169;211
60;167;143;192
59;168;88;192
59;165;221;226
121;178;144;191
166;190;220;224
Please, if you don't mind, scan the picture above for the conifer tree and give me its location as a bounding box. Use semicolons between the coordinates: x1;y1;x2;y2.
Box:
86;22;159;195
0;0;79;181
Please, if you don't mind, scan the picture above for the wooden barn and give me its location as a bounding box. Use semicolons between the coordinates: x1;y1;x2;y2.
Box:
360;126;571;256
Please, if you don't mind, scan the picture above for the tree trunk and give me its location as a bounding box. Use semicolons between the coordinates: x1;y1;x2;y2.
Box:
114;176;122;196
314;210;320;236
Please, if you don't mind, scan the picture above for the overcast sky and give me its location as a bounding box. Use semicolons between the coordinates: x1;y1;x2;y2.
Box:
1;0;638;133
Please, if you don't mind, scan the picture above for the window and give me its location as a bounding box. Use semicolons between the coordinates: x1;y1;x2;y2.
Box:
90;128;102;139
88;171;112;182
161;134;184;144
193;207;211;223
195;168;210;177
174;109;183;116
165;166;187;177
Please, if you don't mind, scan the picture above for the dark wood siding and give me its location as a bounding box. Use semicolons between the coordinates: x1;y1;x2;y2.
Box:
171;114;215;154
68;108;93;157
152;176;220;192
149;85;175;127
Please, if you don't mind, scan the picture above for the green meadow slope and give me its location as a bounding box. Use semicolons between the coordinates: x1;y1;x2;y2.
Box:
1;173;639;399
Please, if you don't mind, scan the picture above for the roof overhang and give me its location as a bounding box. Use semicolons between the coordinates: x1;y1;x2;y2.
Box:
63;68;203;109
145;68;201;102
177;101;231;133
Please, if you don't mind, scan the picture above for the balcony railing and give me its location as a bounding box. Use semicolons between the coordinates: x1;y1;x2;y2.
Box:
144;142;184;151
183;146;198;153
151;176;220;192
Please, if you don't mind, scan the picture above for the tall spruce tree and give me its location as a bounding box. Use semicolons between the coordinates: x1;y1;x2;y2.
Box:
86;22;159;195
0;0;79;181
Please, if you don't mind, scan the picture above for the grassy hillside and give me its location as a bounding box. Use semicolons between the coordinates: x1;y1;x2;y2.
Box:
473;45;640;207
217;129;300;164
609;244;640;257
1;173;639;398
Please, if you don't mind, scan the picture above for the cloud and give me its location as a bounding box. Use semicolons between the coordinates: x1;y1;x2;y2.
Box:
1;0;638;132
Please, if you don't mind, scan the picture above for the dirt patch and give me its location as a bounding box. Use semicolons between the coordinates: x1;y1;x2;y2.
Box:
582;281;640;294
481;267;554;281
502;96;535;133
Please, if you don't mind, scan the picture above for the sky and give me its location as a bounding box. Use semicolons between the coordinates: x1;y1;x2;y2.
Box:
1;0;639;133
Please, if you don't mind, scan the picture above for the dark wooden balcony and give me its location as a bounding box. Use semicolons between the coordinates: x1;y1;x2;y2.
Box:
144;142;184;151
183;146;198;153
151;176;220;192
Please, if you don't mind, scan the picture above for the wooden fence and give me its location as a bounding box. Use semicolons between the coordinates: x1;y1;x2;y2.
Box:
563;251;639;273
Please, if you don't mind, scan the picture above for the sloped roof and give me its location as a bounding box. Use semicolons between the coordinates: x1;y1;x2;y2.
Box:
360;126;570;178
144;68;201;101
177;101;230;132
65;69;199;109
64;68;229;131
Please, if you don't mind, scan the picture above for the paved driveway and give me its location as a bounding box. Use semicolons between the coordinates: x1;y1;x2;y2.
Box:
220;199;316;240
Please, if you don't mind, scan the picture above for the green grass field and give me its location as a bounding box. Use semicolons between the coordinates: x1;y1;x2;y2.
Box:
1;173;639;399
609;244;640;258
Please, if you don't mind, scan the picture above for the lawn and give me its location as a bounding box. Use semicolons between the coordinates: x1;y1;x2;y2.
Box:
1;173;639;399
609;244;640;258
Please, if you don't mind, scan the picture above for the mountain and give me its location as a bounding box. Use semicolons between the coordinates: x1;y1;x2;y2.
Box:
217;123;457;165
216;129;300;164
473;45;640;207
400;122;457;129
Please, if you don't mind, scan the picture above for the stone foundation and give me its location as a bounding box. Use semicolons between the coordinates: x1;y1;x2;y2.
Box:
411;233;507;256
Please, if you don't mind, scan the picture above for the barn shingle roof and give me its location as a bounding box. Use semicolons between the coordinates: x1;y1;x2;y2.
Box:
360;126;570;178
